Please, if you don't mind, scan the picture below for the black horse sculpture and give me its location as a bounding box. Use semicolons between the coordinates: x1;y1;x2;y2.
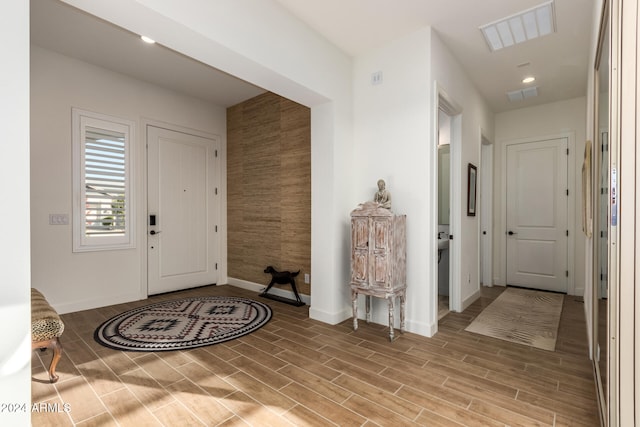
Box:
260;266;305;306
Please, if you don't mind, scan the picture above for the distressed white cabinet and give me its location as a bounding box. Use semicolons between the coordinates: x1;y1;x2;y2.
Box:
350;201;406;341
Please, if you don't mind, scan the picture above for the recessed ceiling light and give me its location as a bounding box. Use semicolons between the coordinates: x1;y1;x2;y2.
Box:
522;76;536;83
140;35;156;44
480;1;556;52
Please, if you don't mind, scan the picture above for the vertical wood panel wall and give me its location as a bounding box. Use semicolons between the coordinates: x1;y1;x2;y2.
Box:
227;92;311;294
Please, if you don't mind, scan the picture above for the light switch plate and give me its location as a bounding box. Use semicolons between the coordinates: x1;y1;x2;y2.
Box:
49;214;69;225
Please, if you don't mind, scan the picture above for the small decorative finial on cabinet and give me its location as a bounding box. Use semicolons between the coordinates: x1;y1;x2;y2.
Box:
349;201;406;341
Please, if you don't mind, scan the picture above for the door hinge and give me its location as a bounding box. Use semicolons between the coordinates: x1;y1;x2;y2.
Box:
566;189;569;196
215;225;218;232
566;270;569;277
566;230;569;236
215;263;218;270
215;187;218;195
215;149;218;158
566;148;569;155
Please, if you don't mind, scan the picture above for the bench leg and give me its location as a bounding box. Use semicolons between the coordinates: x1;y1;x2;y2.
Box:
48;338;62;383
33;337;63;383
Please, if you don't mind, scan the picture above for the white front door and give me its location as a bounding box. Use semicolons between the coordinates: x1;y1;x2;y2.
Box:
506;137;568;293
147;126;219;295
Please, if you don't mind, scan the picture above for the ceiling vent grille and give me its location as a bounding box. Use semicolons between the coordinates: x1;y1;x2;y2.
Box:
480;1;556;52
507;86;539;102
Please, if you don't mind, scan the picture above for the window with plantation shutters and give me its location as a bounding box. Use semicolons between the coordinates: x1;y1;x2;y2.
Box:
72;109;135;252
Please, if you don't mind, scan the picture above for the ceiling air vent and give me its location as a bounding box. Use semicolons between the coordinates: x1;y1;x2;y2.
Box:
507;86;538;102
480;1;556;52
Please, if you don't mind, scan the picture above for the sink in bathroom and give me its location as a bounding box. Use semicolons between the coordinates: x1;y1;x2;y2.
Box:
437;225;449;250
438;237;449;250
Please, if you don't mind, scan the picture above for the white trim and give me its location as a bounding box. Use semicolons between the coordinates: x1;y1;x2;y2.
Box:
54;291;143;315
462;289;481;311
140;118;226;300
72;108;136;252
144;120;222;297
227;277;311;305
432;82;463;332
480;136;493;287
498;132;576;294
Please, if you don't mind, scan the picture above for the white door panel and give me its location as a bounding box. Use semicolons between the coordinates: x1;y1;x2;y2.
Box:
506;138;568;292
147;126;218;295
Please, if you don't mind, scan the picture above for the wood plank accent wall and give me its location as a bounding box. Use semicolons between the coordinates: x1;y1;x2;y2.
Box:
227;92;311;295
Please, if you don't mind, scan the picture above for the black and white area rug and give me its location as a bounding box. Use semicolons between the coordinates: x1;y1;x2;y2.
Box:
95;296;272;351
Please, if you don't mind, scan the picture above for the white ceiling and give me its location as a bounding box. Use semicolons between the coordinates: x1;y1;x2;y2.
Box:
30;0;266;107
275;0;594;112
31;0;594;112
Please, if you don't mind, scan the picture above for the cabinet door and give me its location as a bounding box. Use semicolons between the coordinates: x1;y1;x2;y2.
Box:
351;217;369;285
370;217;391;288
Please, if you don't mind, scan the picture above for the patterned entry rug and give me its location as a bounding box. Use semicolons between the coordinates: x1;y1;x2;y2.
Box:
465;287;564;351
95;296;272;351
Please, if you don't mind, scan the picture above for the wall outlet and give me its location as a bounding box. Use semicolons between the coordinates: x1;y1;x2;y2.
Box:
371;71;383;85
304;274;310;284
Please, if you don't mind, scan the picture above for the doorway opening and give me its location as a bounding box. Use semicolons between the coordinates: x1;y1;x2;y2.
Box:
434;86;463;326
437;109;452;319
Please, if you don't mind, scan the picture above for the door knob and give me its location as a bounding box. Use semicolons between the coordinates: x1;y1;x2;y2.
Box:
508;230;517;235
150;230;161;235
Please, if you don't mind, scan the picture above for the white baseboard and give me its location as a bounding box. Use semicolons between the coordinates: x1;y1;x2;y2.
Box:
54;292;144;315
407;319;437;337
309;305;351;325
226;277;311;305
462;289;481;312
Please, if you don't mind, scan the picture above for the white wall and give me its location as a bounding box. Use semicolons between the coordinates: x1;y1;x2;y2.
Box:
493;97;587;296
31;46;227;313
430;31;495;313
61;0;355;325
0;1;31;425
352;28;494;335
353;27;433;335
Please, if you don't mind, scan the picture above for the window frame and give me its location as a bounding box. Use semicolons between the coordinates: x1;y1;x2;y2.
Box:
72;108;136;252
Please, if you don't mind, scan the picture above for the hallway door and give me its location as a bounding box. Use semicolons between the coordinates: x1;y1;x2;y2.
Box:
147;125;219;295
506;137;568;293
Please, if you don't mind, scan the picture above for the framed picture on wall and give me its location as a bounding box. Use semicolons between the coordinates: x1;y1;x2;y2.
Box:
467;163;477;216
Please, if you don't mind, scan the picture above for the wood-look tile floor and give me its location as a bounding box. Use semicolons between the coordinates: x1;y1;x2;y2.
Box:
31;285;600;426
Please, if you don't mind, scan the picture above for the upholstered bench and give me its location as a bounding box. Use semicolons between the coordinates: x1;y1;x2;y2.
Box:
31;288;64;383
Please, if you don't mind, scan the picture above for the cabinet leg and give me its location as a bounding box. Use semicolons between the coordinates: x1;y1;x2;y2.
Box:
400;292;406;333
388;297;395;341
351;290;358;331
365;295;371;323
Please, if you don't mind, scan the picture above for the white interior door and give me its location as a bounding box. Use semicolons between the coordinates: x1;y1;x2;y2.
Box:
147;126;218;295
506;138;568;293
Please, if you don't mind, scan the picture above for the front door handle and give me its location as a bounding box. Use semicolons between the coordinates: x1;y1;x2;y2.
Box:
150;230;161;235
508;230;517;235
